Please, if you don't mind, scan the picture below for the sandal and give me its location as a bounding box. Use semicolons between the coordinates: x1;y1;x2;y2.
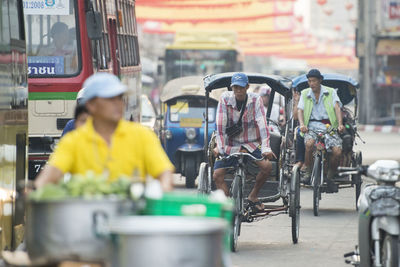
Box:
247;199;265;213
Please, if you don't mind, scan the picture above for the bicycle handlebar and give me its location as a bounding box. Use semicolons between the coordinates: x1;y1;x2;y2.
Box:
308;127;337;136
220;152;265;162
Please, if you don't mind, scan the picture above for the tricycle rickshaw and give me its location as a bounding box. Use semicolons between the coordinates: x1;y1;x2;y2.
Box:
159;76;225;188
197;72;301;252
292;73;364;215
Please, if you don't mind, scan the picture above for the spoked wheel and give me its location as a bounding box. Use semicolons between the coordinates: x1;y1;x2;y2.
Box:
197;162;210;194
230;177;242;252
184;156;196;188
352;151;362;210
381;234;398;267
312;155;321;217
231;210;241;252
290;165;301;244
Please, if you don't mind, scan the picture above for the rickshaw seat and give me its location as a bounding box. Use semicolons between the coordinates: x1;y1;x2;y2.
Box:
269;132;281;162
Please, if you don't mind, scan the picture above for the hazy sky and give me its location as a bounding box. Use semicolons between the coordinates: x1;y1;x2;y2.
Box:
294;0;310;30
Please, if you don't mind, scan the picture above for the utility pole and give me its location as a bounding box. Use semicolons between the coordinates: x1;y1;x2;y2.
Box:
358;0;376;124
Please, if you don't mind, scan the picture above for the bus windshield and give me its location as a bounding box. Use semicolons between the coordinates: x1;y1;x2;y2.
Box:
24;0;79;77
165;49;237;81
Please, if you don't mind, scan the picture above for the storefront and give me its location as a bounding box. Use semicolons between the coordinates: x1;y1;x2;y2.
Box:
374;0;400;124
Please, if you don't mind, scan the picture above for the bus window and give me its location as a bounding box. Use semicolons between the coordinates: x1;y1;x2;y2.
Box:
116;0;140;68
9;0;24;41
165;49;237;80
90;0;110;70
1;1;10;46
24;0;80;76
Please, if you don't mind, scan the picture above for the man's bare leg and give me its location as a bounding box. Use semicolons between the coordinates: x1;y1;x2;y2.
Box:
213;168;229;196
248;159;272;210
304;139;315;170
329;146;342;178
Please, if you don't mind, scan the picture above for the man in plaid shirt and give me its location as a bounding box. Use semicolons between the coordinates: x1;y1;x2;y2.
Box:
213;73;276;212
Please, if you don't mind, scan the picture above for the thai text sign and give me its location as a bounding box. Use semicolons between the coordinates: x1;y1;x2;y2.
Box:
28;56;64;75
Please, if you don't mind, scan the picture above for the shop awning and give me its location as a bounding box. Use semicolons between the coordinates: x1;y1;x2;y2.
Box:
376;39;400;55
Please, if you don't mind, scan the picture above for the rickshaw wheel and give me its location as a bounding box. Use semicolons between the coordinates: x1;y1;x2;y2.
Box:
197;162;210;194
290;165;300;244
231;197;241;252
231;179;243;252
184;157;196;188
352;151;362;210
312;155;321;217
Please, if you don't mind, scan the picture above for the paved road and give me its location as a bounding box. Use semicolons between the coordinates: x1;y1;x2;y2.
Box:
231;187;358;267
354;131;400;164
173;131;398;266
228;131;398;267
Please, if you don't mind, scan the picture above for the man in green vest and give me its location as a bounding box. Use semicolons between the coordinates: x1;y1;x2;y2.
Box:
297;69;345;192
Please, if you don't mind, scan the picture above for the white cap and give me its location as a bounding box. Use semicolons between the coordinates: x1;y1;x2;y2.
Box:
76;88;85;105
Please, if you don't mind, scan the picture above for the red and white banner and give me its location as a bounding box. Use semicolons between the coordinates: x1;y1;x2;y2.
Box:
389;1;400;19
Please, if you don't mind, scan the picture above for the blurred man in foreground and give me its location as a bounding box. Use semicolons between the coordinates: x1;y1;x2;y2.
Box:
35;73;174;191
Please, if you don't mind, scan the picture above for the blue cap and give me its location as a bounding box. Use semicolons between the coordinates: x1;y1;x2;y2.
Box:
81;73;127;104
230;72;248;87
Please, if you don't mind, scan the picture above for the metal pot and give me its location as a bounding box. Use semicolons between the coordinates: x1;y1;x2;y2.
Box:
26;198;132;263
107;216;226;267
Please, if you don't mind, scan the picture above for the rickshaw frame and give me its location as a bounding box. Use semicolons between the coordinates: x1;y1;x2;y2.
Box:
292;73;363;213
199;72;301;251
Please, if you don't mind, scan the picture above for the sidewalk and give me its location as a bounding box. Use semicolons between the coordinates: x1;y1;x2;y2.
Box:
358;124;400;134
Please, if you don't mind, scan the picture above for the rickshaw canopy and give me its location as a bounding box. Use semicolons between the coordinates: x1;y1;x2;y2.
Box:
292;73;359;105
160;76;223;103
203;72;292;99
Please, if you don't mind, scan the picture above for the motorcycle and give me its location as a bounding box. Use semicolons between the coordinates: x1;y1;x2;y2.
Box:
339;160;400;267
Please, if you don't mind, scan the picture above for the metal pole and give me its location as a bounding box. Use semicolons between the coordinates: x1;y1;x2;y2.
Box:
204;90;210;163
360;0;376;124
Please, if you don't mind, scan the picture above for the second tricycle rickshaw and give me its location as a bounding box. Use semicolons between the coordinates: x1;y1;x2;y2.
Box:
292;73;364;215
159;76;225;188
197;72;301;252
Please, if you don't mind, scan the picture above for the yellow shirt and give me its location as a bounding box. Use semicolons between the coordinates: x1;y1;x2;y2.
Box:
48;118;174;181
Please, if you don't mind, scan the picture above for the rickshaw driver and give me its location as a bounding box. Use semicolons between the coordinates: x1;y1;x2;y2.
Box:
213;73;276;212
297;69;345;192
35;73;174;191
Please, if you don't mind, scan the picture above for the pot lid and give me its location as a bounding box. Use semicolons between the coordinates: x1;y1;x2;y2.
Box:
109;216;226;235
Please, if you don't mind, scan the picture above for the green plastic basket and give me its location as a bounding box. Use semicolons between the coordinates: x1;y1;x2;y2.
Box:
142;192;233;250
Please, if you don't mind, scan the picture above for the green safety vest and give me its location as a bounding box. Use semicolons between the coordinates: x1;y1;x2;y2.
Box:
301;86;338;129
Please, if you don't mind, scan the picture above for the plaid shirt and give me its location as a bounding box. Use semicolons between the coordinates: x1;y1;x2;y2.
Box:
216;91;271;155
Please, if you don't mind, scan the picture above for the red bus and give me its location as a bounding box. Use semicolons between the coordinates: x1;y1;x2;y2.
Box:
24;0;142;179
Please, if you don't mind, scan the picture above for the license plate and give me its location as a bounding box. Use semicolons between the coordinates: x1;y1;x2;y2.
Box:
28;160;46;180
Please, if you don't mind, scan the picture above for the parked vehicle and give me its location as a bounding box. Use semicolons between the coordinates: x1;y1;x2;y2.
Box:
0;0;28;250
160;76;225;188
340;160;400;267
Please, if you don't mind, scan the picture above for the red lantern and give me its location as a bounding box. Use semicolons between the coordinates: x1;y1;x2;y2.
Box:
317;0;327;6
296;16;303;23
345;3;353;10
334;25;341;31
349;18;357;26
324;9;333;16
